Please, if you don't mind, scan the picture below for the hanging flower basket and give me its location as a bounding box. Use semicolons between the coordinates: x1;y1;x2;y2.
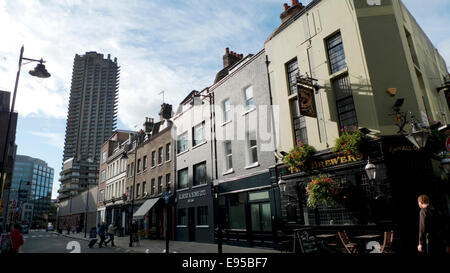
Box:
306;175;339;208
282;141;316;174
333;127;366;158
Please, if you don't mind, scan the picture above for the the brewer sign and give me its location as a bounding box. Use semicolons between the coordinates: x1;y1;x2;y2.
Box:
178;189;207;200
309;154;364;170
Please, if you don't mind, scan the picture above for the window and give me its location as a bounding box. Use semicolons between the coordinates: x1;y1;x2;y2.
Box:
166;143;171;162
290;98;308;144
405;28;419;67
158;147;163;165
142;181;146;195
251;203;272;232
100;170;106;182
193;162;207;186
166;173;171;189
286;59;299;95
247;131;258;164
178;168;188;189
244;86;255;111
223;99;231;122
332;74;358;131
192;122;205;147
136;183;140;198
143;156;147;171
178;209;187;226
137;159;141;173
197;206;208;226
102;151;107;164
224;141;233;171
327;32;347;74
151;179;155;195
228;193;246;229
177;132;188;154
99;190;104;202
158;176;163;193
151;151;156;167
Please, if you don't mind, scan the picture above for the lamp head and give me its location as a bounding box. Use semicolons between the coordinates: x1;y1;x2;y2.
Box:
29;60;51;78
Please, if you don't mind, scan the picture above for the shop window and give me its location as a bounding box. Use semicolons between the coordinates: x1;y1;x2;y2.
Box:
251;203;272;232
228;193;246;230
178;209;187;226
197;206;208;226
249;191;269;201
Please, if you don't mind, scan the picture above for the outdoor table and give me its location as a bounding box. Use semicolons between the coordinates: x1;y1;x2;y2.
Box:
353;235;382;253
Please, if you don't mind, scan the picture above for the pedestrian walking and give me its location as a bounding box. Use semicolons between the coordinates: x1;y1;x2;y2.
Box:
88;227;98;248
417;195;444;255
1;224;24;254
105;222;117;247
71;224;76;234
66;223;71;234
98;222;107;248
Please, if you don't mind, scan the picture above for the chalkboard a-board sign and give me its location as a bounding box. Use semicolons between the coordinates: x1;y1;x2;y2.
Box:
296;229;319;254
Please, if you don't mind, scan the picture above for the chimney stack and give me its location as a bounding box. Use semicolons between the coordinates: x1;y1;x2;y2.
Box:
143;117;155;134
159;103;173;120
281;1;304;24
223;48;243;68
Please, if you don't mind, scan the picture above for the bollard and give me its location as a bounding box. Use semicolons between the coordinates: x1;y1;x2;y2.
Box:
216;227;223;254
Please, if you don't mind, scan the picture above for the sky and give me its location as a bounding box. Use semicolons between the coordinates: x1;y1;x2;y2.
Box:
0;0;449;200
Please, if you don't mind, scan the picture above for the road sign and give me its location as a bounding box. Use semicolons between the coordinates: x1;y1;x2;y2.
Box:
447;137;450;152
164;192;169;204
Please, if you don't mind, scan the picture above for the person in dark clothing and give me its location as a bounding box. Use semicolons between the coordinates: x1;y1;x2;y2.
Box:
98;222;107;248
417;195;442;255
88;227;98;248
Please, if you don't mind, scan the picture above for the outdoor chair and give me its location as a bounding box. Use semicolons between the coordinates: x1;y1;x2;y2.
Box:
338;231;358;254
380;231;394;253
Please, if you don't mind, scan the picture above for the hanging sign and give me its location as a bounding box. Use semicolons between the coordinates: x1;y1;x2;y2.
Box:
298;86;317;118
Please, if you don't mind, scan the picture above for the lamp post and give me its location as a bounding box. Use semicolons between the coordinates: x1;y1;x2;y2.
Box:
164;183;170;253
405;113;429;149
121;133;138;247
1;46;50;231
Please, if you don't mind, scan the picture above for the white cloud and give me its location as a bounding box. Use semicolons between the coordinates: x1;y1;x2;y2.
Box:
28;131;65;150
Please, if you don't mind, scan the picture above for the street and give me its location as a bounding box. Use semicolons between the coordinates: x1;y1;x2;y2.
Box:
19;230;129;253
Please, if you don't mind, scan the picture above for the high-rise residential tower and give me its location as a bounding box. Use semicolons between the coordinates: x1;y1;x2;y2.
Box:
58;52;119;201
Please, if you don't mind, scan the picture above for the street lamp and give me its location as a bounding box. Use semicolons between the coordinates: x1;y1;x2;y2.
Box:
121;135;139;247
278;178;287;193
365;158;377;181
1;46;51;231
405;113;429;149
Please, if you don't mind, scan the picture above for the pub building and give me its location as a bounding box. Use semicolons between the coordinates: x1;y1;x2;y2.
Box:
272;134;450;253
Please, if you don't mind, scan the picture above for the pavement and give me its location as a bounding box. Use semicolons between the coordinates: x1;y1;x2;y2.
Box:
19;229;128;253
57;231;281;253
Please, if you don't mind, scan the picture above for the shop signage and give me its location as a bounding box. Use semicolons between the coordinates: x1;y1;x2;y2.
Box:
309;154;364;170
387;144;420;154
178;189;207;200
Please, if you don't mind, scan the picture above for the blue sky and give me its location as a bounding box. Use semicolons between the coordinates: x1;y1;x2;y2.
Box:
0;0;449;199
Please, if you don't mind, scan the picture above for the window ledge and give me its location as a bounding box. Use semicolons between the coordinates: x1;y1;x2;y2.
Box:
329;67;349;80
221;120;232;127
222;169;234;176
158;163;163;167
192;141;207;150
241;107;256;116
192;183;208;189
177;149;189;157
165;159;172;163
245;162;260;170
176;225;188;228
176;187;190;192
196;225;210;229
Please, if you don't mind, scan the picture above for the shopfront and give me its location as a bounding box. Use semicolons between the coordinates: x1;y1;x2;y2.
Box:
175;184;214;243
272;136;449;253
216;171;281;248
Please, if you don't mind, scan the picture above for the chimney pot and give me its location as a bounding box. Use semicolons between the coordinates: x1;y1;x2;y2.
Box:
283;3;289;11
226;48;229;54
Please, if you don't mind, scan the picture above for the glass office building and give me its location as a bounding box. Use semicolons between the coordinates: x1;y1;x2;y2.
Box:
11;155;54;227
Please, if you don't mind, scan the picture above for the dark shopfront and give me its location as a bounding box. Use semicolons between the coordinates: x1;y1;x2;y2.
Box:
273;136;450;254
215;171;281;248
175;184;215;243
104;202;126;236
